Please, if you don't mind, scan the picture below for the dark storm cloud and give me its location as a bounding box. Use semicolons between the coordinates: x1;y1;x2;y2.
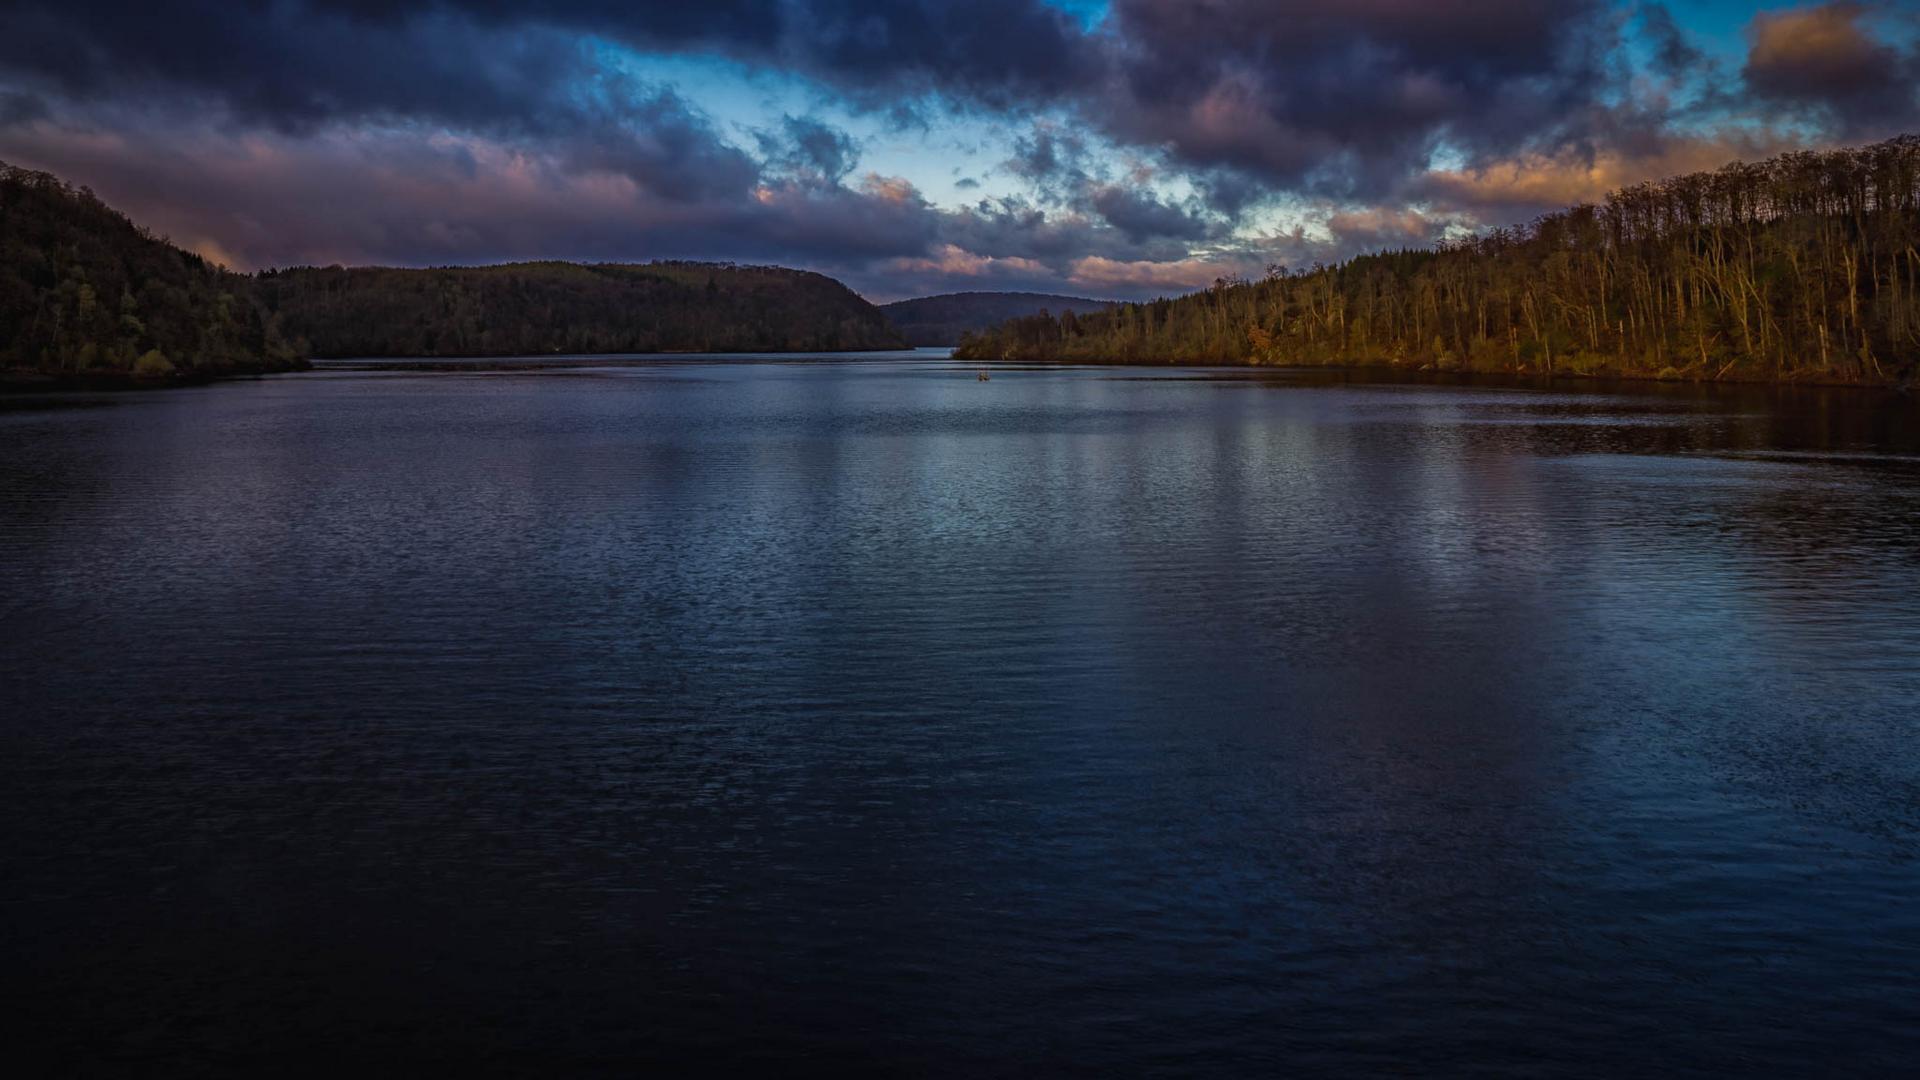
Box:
456;0;1093;106
546;88;763;202
1093;0;1620;199
1089;186;1211;242
754;116;860;183
0;0;1098;209
0;91;48;129
1741;2;1920;136
0;1;766;202
1639;3;1709;80
998;2;1601;207
1006;128;1095;187
0;0;1091;123
0;2;581;134
942;194;1196;266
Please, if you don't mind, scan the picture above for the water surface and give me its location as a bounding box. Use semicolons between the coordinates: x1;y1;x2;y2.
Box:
4;355;1919;1074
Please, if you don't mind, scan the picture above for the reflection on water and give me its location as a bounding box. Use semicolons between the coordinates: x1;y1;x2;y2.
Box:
3;358;1919;1074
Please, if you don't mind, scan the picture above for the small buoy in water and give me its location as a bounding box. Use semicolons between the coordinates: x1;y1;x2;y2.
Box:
977;370;991;381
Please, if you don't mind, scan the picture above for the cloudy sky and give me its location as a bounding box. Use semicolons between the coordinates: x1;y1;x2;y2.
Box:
2;1;1917;301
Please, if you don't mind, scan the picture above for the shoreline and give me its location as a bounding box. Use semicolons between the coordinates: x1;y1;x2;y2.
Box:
11;353;1914;400
1;346;929;392
0;363;312;394
958;354;1919;394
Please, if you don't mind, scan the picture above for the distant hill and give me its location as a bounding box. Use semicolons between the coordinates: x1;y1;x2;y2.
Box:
0;162;302;379
260;261;905;358
880;291;1119;346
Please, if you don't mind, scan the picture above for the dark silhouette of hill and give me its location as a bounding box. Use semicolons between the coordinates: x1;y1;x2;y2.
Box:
259;261;904;358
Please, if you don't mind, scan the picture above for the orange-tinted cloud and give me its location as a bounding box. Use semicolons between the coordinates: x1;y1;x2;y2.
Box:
1743;2;1919;134
1412;134;1796;220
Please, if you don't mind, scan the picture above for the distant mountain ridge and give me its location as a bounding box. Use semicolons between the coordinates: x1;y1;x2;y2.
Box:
880;291;1119;346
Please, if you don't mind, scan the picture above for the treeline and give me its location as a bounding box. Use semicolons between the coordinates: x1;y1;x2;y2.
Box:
958;136;1920;384
259;261;904;358
0;162;301;378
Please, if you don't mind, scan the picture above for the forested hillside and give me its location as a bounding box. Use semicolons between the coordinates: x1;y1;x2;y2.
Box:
259;262;904;357
880;292;1117;346
958;137;1920;385
3;161;907;380
0;163;302;379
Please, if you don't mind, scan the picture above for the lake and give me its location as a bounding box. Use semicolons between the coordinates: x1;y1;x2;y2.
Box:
3;353;1919;1074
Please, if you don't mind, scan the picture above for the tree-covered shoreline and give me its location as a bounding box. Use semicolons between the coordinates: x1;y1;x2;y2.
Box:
3;162;904;386
958;136;1920;387
0;163;304;383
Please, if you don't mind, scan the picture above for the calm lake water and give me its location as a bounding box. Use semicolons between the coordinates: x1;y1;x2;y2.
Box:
4;353;1919;1074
